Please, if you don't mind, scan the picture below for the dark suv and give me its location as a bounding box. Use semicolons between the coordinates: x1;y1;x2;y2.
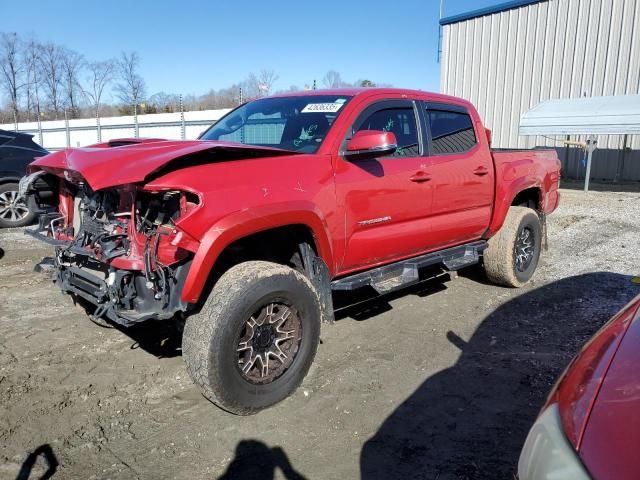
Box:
0;129;49;227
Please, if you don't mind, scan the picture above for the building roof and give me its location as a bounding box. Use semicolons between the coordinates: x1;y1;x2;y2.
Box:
440;0;545;26
519;94;640;135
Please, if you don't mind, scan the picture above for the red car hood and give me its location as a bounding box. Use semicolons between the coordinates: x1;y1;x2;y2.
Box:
578;295;640;480
30;139;295;191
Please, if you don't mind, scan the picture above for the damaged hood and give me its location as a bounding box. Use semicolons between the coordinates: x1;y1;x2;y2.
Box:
30;139;297;191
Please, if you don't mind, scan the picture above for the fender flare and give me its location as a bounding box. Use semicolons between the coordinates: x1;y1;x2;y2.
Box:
485;180;542;238
180;202;334;304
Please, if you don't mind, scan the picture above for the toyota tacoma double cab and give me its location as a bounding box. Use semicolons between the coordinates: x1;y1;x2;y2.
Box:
22;88;561;414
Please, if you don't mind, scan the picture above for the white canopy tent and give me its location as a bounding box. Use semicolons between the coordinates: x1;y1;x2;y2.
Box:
519;94;640;191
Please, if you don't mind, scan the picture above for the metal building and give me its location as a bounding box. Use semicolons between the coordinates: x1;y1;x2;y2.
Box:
440;0;640;182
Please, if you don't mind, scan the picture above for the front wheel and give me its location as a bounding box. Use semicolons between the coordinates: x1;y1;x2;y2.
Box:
483;206;542;287
182;261;321;415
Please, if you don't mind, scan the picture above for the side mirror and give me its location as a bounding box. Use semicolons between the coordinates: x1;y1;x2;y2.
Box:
345;130;397;160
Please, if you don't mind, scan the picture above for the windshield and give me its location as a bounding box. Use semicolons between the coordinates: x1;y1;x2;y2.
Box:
200;95;353;153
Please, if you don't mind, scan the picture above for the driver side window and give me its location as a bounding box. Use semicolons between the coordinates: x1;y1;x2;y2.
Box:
354;106;420;157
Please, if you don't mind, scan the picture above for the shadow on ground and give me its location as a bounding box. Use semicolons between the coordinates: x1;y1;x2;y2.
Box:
333;271;452;322
16;444;58;480
124;319;183;358
117;270;453;357
217;440;307;480
360;272;639;480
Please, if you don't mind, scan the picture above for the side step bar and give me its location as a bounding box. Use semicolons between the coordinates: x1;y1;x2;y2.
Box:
331;240;487;294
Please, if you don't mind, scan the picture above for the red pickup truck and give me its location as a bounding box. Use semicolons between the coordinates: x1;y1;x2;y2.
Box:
23;88;561;414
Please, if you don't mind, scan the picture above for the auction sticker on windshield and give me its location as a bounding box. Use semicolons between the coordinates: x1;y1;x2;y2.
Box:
301;102;344;113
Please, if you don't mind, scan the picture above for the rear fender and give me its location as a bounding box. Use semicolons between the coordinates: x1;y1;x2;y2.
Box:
485;179;542;238
180;202;334;304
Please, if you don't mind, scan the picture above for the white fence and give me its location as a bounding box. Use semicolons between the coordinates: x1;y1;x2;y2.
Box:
0;108;231;150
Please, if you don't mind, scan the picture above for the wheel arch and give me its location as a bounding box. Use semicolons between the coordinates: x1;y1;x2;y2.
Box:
485;182;542;238
180;207;334;305
0;175;22;185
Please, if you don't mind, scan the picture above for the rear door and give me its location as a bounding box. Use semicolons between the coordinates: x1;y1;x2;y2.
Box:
334;99;433;272
420;102;494;248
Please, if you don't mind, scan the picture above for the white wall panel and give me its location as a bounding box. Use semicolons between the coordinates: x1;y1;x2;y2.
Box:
441;0;640;180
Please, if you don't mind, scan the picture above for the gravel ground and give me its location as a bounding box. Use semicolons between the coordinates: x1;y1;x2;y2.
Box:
1;188;639;480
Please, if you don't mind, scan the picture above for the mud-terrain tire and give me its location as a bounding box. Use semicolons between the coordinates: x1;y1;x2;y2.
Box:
483;206;542;288
0;182;37;228
182;261;321;415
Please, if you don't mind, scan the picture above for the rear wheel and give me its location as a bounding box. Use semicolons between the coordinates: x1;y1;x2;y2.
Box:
182;261;321;415
483;206;542;287
0;182;37;228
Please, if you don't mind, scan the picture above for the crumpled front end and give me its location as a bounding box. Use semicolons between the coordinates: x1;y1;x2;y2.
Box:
29;171;201;327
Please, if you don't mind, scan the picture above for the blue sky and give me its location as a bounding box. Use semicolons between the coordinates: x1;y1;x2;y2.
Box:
5;0;497;98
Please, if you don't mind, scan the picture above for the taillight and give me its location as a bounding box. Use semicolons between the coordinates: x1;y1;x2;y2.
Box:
547;299;639;449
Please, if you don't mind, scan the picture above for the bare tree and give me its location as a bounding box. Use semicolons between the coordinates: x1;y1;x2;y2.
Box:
23;39;38;121
38;42;64;118
83;60;114;141
322;70;350;89
60;48;84;118
0;32;26;127
244;69;279;98
114;51;146;111
23;39;43;123
257;69;279;95
147;91;179;113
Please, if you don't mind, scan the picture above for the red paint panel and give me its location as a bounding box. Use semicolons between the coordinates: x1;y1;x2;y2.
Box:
547;297;640;450
486;150;561;237
31;140;298;191
579;298;640;480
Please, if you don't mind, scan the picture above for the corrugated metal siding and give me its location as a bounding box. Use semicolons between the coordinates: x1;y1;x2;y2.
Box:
441;0;640;181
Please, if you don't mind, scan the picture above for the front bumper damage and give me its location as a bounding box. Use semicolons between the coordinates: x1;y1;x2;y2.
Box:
54;254;192;326
28;176;201;327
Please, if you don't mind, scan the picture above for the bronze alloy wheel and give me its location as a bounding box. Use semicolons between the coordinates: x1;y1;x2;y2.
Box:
235;302;302;385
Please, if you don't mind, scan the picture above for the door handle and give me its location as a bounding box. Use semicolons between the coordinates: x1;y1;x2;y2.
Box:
410;171;431;183
473;166;489;176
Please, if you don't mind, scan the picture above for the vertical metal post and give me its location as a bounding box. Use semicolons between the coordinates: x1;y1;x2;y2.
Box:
584;135;597;192
180;94;186;140
96;108;102;143
64;108;71;148
239;87;243;105
134;103;139;138
36;111;43;147
312;79;316;90
615;134;628;183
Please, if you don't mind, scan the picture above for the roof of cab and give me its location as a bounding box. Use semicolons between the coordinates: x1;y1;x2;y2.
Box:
268;87;475;109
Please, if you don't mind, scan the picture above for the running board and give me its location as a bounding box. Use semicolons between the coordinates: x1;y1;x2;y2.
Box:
331;241;487;294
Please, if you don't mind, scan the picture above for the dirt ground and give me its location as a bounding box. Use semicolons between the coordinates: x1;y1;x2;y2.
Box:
1;188;639;480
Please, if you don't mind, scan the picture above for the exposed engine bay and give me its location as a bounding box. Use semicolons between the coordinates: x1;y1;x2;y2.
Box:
28;177;198;327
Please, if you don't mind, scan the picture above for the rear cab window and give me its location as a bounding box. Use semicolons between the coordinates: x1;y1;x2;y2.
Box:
423;102;477;155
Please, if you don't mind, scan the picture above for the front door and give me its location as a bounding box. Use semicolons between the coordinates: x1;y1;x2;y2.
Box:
334;99;433;273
